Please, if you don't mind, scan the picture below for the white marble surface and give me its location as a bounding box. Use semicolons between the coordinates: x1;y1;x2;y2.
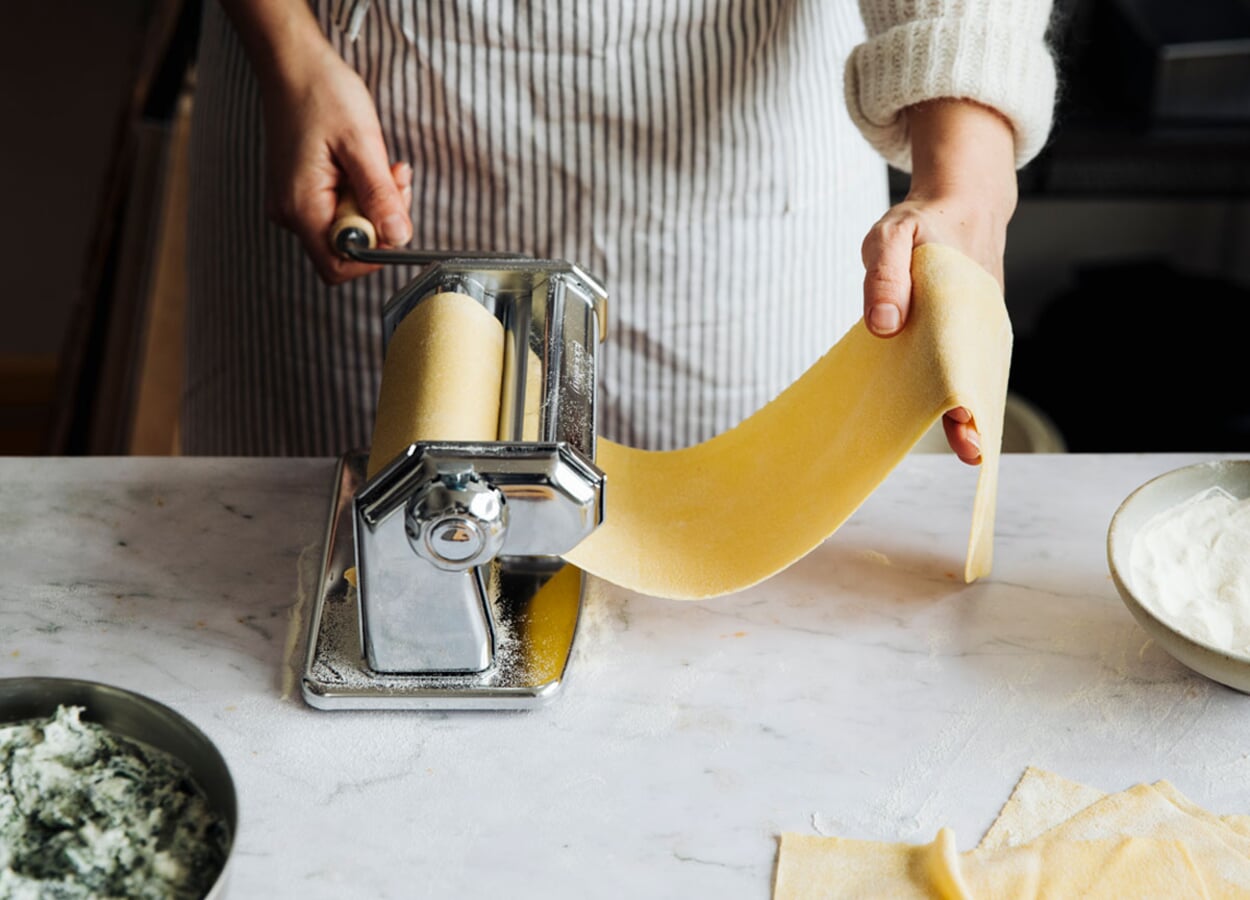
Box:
3;453;1249;898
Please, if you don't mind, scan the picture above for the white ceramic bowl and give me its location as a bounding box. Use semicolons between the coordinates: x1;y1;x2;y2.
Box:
0;677;235;898
1107;459;1250;694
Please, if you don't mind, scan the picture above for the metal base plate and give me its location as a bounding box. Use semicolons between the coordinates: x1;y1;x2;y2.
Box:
301;453;584;710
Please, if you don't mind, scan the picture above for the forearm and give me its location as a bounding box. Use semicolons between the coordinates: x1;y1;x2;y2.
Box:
216;0;334;93
906;99;1019;244
847;0;1057;171
860;96;1017;346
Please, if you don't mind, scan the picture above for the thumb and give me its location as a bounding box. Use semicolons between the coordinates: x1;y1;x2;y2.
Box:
338;134;412;247
861;215;919;337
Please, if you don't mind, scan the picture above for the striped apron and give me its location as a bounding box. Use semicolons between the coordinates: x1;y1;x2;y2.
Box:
183;0;887;455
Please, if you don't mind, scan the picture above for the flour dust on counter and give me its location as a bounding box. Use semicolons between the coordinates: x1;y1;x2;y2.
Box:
281;540;323;701
0;705;228;899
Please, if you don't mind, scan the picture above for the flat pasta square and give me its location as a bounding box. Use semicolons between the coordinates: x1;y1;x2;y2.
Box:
777;770;1248;899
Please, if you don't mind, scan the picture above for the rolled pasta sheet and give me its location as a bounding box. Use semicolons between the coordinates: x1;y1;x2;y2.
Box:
367;292;505;478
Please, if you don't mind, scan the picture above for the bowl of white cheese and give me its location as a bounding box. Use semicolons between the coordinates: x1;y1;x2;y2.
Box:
1108;459;1250;693
0;677;235;898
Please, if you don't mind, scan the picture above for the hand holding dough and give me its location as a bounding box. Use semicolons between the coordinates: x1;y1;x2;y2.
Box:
565;243;1012;597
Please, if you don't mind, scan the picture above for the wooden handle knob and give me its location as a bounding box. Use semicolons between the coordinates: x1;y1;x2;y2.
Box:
329;193;377;255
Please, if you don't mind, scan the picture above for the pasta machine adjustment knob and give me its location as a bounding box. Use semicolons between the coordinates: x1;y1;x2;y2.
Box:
405;473;507;571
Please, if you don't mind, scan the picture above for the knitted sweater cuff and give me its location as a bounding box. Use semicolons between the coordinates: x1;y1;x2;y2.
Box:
845;13;1057;171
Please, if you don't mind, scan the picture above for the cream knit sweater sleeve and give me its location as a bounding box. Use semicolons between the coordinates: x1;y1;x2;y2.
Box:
846;0;1058;171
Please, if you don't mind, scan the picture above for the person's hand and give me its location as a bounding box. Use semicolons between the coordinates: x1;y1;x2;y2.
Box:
220;0;413;283
860;99;1018;465
246;18;413;284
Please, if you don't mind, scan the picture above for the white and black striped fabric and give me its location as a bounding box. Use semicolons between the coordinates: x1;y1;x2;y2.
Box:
183;0;887;456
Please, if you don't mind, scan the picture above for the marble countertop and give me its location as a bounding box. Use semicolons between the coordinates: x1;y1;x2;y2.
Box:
3;453;1248;898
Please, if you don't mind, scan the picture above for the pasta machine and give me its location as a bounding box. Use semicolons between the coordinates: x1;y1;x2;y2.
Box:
301;211;608;710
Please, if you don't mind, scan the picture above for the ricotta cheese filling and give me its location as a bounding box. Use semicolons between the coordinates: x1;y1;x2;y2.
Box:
1129;486;1250;656
0;705;229;899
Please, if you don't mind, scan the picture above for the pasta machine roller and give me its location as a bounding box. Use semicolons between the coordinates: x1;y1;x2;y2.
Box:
301;217;608;710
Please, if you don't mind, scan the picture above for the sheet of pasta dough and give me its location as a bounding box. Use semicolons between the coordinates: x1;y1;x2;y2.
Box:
369;244;1011;599
780;771;1250;898
1021;782;1250;896
981;767;1250;855
775;828;1208;899
978;766;1107;851
368;291;504;479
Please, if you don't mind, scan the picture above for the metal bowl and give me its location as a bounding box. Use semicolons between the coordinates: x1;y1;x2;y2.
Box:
0;677;235;898
1107;459;1250;693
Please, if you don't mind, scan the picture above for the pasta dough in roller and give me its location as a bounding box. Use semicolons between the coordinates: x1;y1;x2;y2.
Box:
367;244;1011;599
368;291;505;479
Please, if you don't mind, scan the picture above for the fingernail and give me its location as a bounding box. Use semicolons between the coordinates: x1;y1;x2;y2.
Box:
967;429;981;451
382;214;411;246
869;304;900;334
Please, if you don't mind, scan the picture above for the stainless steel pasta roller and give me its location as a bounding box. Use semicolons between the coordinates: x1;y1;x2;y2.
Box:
302;200;608;710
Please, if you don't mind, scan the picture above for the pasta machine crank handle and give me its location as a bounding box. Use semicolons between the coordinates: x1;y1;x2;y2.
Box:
329;193;525;266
